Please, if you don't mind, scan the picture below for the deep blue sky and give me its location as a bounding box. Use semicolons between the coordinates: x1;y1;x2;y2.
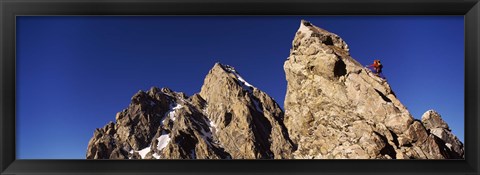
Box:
16;16;464;159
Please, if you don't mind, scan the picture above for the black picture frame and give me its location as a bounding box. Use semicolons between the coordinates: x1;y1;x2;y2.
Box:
1;0;479;174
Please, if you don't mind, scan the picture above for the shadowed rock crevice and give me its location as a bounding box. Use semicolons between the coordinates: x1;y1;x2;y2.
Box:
333;59;347;77
251;113;274;158
388;130;400;148
375;89;392;103
375;132;397;159
224;112;233;127
250;96;273;152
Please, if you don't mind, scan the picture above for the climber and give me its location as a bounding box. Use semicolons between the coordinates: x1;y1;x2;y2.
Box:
366;59;384;78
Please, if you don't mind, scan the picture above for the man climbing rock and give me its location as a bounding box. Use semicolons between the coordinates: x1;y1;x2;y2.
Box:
366;59;384;78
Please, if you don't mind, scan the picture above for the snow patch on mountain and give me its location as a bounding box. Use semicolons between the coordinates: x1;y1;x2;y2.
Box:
223;64;254;92
157;132;171;151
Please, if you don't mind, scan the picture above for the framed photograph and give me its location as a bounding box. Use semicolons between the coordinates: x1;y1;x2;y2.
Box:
1;0;479;174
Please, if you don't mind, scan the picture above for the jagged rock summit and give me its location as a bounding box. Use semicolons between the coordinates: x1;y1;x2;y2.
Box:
86;63;294;159
87;20;464;159
283;20;464;159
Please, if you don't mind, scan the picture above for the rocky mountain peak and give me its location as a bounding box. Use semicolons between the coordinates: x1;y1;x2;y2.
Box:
199;63;294;158
296;19;349;53
283;20;464;159
87;62;294;159
421;110;450;130
201;62;256;97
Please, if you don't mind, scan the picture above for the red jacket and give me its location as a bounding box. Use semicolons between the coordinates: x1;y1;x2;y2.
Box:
369;60;381;69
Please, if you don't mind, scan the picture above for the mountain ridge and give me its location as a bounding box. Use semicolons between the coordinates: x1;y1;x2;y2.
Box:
86;20;464;159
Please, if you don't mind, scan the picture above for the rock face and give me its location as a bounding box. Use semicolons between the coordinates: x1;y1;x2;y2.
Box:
283;20;464;159
87;20;464;159
86;63;294;159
